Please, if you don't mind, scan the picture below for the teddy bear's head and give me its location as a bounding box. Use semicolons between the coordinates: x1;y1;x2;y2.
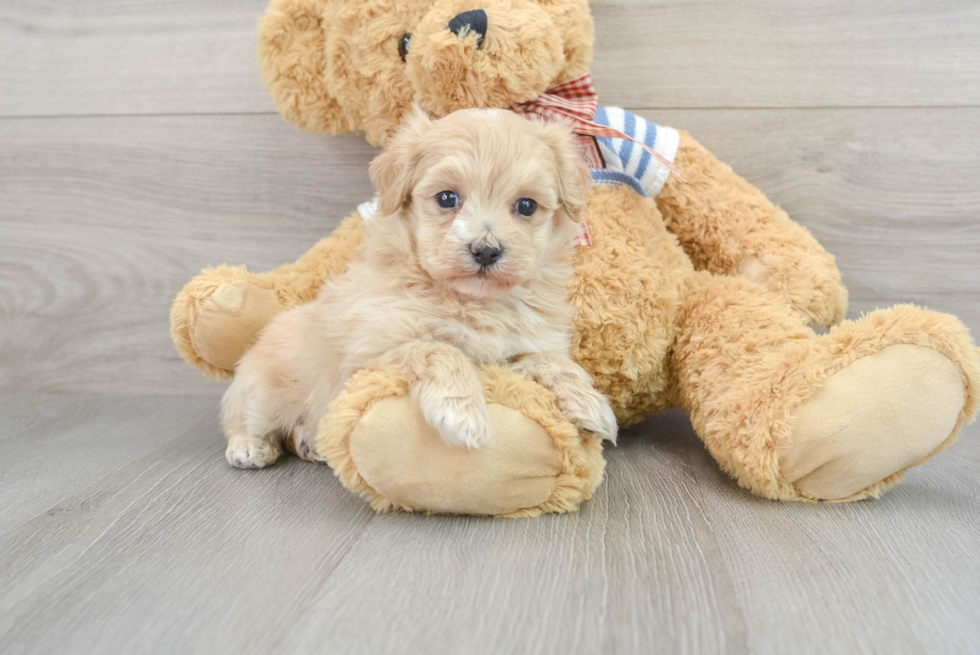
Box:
259;0;594;146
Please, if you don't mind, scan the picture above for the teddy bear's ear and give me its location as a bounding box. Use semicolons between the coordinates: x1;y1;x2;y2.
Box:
258;0;351;135
369;107;434;217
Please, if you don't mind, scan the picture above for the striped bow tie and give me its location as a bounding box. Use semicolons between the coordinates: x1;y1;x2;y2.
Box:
512;74;685;182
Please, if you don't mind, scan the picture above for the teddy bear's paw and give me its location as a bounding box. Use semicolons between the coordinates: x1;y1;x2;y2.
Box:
780;344;965;501
738;253;848;328
225;433;282;469
559;389;619;444
738;256;773;289
194;281;284;372
419;392;494;450
288;425;329;464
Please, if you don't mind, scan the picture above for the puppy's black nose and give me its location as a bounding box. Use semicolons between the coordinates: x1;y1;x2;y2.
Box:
471;241;502;268
448;9;487;48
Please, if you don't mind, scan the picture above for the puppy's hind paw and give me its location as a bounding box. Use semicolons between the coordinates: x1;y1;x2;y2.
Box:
288;426;329;464
564;391;619;444
225;434;281;469
422;396;493;450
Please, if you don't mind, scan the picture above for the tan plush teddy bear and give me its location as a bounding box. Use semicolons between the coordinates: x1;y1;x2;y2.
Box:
171;0;979;517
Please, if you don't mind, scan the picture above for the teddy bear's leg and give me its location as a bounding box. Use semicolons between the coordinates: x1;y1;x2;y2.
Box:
656;132;848;327
170;213;365;379
671;272;979;501
316;367;606;517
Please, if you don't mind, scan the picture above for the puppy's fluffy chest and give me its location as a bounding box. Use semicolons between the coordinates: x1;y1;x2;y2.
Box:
428;290;572;364
322;265;573;367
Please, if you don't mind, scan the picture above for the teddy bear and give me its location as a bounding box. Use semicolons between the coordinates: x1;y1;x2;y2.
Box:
170;0;979;517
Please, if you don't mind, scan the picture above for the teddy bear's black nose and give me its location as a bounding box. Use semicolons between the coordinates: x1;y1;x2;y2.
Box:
448;9;487;48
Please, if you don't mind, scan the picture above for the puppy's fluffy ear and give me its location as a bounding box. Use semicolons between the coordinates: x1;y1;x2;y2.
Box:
370;106;433;217
540;122;591;225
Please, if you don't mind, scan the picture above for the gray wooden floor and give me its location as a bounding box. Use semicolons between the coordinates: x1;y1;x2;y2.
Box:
2;2;980;654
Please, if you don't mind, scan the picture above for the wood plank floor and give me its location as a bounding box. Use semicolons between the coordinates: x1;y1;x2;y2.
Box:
2;1;980;653
2;396;978;655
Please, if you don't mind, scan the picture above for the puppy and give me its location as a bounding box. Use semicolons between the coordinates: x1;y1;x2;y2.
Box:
222;108;618;468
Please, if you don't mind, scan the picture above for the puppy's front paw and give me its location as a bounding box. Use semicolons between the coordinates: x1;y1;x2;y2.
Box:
560;389;619;444
421;394;493;449
225;434;281;469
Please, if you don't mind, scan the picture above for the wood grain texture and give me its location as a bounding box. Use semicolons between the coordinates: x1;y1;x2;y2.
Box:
4;1;980;118
0;395;215;533
3;109;978;395
0;0;274;117
0;395;378;655
647;108;980;328
0;114;377;395
592;0;980;109
0;397;977;654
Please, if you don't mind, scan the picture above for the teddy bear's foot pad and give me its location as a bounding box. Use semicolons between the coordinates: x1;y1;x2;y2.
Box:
349;396;562;515
195;281;283;372
781;345;964;500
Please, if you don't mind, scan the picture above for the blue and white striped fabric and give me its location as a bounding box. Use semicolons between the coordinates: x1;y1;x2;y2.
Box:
591;107;680;198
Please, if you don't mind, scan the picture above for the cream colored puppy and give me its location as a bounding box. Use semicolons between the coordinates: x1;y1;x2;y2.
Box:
222;108;618;468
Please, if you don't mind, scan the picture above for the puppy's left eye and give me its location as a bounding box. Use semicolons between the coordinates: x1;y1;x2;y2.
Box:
436;191;459;209
515;198;537;217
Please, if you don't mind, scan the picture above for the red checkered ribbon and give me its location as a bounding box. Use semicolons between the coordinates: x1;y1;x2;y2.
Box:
512;74;686;182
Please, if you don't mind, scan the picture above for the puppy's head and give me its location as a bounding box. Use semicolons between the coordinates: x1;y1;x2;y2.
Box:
369;107;589;297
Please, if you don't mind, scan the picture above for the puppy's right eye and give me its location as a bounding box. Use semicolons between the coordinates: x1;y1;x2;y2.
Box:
435;191;459;209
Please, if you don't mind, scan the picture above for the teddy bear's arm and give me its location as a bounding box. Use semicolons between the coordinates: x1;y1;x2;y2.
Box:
170;214;364;379
656;132;848;327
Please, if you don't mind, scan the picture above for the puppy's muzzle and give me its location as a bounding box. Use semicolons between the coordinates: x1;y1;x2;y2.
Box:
470;240;503;268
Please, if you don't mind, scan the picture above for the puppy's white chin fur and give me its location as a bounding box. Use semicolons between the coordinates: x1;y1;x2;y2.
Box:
449;267;531;298
451;275;512;298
